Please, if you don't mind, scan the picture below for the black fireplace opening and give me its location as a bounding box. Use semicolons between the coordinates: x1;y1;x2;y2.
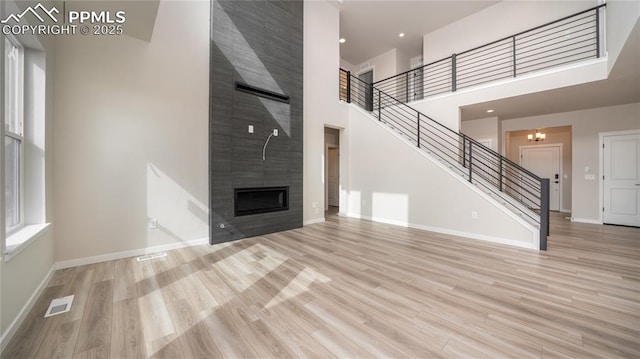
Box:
234;186;289;216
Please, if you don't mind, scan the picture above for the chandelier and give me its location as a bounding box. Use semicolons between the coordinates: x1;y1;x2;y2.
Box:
528;130;546;142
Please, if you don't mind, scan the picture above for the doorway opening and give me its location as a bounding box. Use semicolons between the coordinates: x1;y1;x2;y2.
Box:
600;130;640;227
506;125;572;213
520;144;563;211
358;69;373;111
324;127;340;215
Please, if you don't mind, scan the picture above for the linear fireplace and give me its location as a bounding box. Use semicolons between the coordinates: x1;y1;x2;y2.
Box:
234;186;289;217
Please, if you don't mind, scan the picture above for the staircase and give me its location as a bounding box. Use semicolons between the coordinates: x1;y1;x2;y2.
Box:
337;5;612;250
340;70;550;250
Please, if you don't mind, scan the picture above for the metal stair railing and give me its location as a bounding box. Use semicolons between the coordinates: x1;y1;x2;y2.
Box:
373;4;605;104
340;69;550;250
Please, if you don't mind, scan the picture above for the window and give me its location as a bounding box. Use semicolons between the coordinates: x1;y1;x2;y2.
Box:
4;37;24;235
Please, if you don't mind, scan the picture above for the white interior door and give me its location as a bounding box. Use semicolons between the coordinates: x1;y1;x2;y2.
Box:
521;145;561;211
327;147;339;207
603;133;640;226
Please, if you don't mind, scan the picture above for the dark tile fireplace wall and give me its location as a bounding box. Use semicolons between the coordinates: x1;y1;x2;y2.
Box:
209;0;303;244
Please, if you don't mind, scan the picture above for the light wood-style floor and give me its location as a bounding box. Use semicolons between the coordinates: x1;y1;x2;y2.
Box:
4;213;640;358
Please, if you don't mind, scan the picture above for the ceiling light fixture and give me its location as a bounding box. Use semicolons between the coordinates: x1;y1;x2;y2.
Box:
486;109;494;113
399;33;405;38
339;38;346;43
528;130;546;142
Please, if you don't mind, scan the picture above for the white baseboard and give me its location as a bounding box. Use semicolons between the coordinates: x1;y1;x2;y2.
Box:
56;237;209;269
0;264;56;354
345;213;538;250
303;218;325;226
560;209;571;214
571;217;602;225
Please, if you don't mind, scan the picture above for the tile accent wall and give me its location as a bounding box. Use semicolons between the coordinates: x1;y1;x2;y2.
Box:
209;0;303;243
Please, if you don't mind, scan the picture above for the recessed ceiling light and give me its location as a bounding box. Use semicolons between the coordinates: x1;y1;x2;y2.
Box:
399;33;405;38
339;38;346;43
486;109;495;113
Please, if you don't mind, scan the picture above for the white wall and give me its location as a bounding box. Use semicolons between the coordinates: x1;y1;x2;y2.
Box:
461;116;500;152
0;0;56;347
303;1;350;224
423;1;597;64
395;48;410;75
351;47;413;83
354;48;397;81
502;102;640;222
339;58;356;73
606;0;640;72
344;106;538;249
52;1;210;262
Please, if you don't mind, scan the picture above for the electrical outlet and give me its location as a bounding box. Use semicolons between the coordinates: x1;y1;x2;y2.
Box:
471;211;478;219
149;218;158;229
248;125;254;133
273;129;278;136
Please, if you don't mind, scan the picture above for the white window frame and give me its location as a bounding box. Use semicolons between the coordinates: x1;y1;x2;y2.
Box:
4;35;25;236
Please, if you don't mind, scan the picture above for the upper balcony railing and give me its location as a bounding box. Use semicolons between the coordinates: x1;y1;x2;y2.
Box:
372;4;606;103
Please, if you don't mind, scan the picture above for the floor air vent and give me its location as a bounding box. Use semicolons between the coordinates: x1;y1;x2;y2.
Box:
45;295;74;318
136;252;167;262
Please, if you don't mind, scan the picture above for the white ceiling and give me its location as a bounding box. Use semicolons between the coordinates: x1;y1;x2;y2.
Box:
339;0;499;65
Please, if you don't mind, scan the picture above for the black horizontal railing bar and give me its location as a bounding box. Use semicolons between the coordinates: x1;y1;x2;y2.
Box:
423;70;452;79
518;48;596;69
517;12;596;41
517;32;596;55
520;18;596;43
517;56;597;77
463;136;541;181
517;33;596;57
459;43;513;57
521;52;597;69
422;63;451;72
423;82;450;88
519;34;596;54
458;69;512;84
372;57;451;86
517;16;596;44
457;51;513;70
374;4;605;90
457;40;513;60
461;3;605;56
423;67;452;75
458;65;512;80
458;45;513;62
520;48;597;67
422;75;451;84
519;23;597;45
521;41;597;59
457;60;513;78
458;71;512;88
